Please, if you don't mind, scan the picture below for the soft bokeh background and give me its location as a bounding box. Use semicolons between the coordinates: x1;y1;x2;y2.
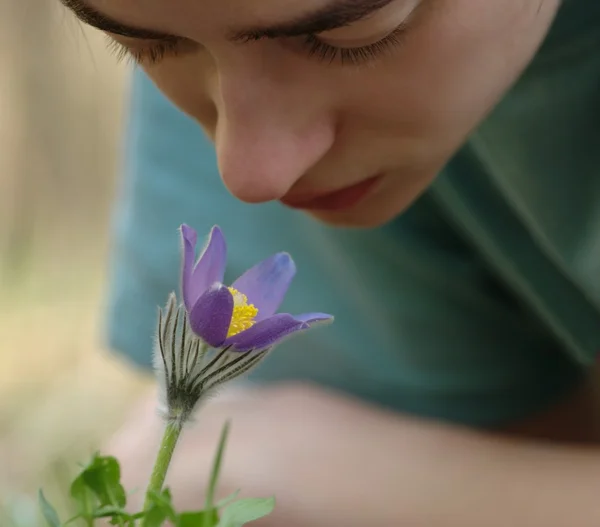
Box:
0;0;152;522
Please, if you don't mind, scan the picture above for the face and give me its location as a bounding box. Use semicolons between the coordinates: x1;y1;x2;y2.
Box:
63;0;559;227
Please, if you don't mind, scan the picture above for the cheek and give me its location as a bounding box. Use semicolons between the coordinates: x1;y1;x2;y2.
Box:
340;0;559;153
420;0;558;124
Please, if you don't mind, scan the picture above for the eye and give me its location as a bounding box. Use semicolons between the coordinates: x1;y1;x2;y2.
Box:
106;36;195;65
297;0;421;67
300;23;408;66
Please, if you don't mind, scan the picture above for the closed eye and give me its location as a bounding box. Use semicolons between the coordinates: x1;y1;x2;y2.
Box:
106;36;197;65
298;22;409;66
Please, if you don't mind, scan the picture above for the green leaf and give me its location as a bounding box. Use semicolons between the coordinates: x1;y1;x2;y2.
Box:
217;497;275;527
70;473;97;522
216;490;240;509
91;506;130;518
38;490;62;527
205;421;231;510
64;514;84;526
81;454;127;508
143;506;169;527
178;509;220;527
143;488;177;527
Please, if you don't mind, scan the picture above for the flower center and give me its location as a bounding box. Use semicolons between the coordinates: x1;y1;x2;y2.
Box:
227;287;258;337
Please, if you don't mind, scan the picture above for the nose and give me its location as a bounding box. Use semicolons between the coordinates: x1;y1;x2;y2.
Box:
213;61;335;204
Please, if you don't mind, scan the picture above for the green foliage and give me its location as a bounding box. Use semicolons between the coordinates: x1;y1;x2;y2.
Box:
216;498;275;527
38;423;275;526
177;510;219;527
205;421;230;514
38;491;61;527
142;489;177;526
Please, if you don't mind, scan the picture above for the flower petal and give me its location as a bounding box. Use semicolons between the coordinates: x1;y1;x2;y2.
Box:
224;314;307;352
293;312;334;326
231;253;296;321
181;224;227;311
189;284;233;347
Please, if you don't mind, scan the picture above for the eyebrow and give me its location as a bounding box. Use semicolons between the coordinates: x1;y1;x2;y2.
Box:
61;0;397;41
60;0;177;40
230;0;397;41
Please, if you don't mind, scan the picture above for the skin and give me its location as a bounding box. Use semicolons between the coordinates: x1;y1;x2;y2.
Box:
106;379;600;527
67;0;559;226
65;0;600;524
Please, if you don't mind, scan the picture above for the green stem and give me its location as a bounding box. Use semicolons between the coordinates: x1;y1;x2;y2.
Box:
141;420;184;516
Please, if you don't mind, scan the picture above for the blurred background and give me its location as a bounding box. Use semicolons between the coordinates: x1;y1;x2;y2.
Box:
0;0;151;523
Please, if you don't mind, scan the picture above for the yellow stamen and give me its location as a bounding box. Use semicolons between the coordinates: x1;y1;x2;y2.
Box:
227;287;258;337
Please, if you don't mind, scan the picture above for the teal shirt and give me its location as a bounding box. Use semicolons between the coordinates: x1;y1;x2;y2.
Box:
106;0;600;428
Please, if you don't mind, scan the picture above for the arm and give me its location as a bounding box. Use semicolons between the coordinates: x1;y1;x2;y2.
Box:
369;392;600;527
108;375;600;527
260;381;600;527
413;430;600;527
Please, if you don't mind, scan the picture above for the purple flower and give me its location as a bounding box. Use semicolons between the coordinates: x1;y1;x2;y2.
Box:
180;224;333;352
152;225;334;423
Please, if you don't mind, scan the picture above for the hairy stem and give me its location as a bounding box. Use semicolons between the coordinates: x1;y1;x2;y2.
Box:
141;420;184;521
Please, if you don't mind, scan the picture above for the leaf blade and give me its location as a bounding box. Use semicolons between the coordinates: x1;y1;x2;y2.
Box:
217;497;275;527
38;489;62;527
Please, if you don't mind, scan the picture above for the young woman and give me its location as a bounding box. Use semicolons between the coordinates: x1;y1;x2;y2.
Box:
62;0;600;524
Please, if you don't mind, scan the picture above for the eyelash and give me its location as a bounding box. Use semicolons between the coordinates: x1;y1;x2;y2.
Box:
106;36;183;65
107;23;408;67
301;24;407;66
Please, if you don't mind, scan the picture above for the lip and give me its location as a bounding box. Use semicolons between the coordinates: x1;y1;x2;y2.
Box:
280;175;382;212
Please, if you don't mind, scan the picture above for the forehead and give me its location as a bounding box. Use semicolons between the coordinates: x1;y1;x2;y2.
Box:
85;0;330;35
